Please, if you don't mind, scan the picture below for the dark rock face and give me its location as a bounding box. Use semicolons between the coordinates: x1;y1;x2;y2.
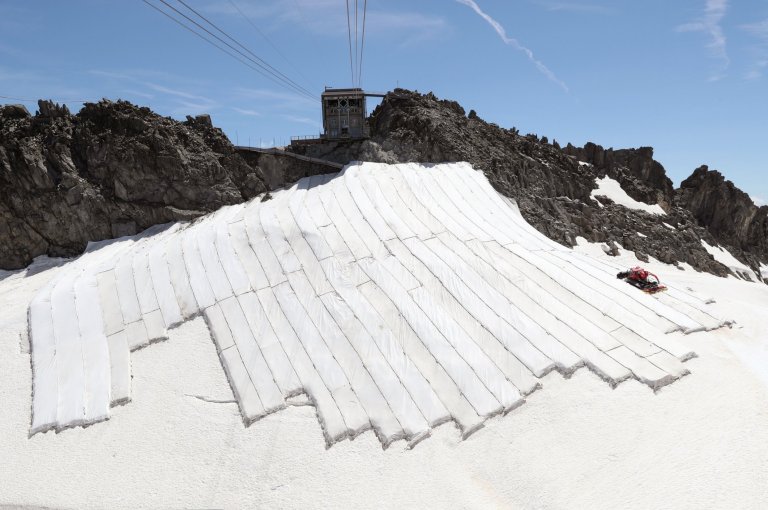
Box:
2;90;764;281
676;166;768;268
563;143;675;209
0;100;268;269
236;149;338;190
290;89;737;278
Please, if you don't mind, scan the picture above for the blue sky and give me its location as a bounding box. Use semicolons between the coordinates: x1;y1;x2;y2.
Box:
1;0;766;203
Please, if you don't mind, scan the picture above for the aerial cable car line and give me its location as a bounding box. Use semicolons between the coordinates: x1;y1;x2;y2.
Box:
145;0;316;102
143;0;315;102
226;0;315;91
358;0;367;87
167;0;316;100
147;0;316;101
172;0;316;99
345;0;355;86
354;0;359;87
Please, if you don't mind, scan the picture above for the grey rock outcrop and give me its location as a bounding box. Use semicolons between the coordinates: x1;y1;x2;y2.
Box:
0;99;268;269
2;90;764;281
676;166;768;269
563;143;675;209
290;89;735;277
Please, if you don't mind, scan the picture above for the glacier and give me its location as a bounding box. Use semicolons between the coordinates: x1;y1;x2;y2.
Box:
27;162;728;447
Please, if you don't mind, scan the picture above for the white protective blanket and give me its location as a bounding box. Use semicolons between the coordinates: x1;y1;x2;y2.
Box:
27;162;727;446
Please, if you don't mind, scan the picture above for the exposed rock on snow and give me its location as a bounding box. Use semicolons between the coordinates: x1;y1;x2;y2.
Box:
28;163;729;447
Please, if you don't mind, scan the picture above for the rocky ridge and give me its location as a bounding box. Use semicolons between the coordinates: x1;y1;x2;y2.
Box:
1;91;766;281
0;100;268;269
291;89;766;279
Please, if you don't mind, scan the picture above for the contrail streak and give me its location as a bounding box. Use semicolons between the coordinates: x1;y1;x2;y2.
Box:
456;0;569;93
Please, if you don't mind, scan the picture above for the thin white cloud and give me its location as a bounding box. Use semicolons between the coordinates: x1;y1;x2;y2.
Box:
456;0;569;93
751;195;766;207
232;107;262;116
145;82;212;102
171;100;218;116
121;89;156;100
205;0;446;41
742;19;768;80
281;114;320;127
677;0;729;80
232;87;317;113
537;2;611;14
87;71;218;115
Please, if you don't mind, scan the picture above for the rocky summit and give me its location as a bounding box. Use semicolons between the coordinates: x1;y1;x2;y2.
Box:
1;90;766;279
291;89;767;279
0;100;269;269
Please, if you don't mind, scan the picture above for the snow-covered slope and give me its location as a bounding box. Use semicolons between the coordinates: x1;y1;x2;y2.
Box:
28;162;726;447
701;240;759;281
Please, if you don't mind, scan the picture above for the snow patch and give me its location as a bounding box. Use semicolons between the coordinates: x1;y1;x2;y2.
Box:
700;240;758;281
663;222;676;230
590;176;666;215
578;160;592;167
637;232;647;238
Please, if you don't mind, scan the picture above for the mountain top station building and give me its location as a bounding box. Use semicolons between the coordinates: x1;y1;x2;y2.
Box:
322;87;368;139
291;87;385;145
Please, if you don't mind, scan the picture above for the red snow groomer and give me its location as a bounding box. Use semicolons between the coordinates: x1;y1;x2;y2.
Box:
616;266;667;294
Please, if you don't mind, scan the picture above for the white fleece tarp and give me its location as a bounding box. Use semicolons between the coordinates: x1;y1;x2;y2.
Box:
400;164;474;241
381;165;446;237
29;288;57;434
227;220;270;292
106;330;131;405
321;257;448;429
275;203;333;295
290;177;335;261
256;286;349;444
331;173;389;259
51;274;86;427
27;162;728;445
359;257;504;417
371;168;433;240
318;179;371;261
385;238;541;394
165;231;199;319
244;210;287;288
238;291;301;396
357;280;485;436
218;295;284;413
400;238;555;376
181;227;217;310
214;220;251;297
197;222;235;303
271;279;369;436
149;239;183;328
74;275;111;425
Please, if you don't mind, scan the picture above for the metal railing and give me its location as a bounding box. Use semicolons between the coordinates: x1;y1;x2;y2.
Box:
290;134;323;142
234;145;344;169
